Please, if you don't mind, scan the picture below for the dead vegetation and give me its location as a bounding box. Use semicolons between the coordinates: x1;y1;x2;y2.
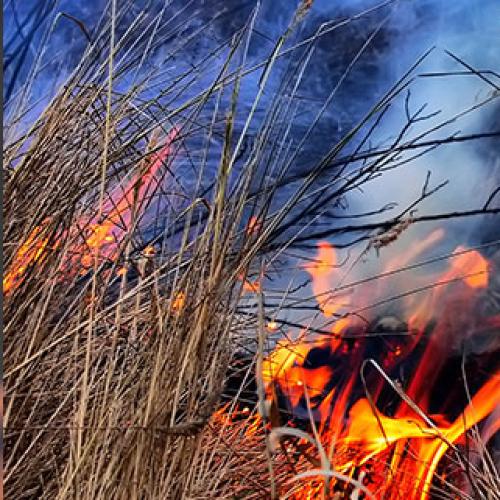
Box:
3;1;499;499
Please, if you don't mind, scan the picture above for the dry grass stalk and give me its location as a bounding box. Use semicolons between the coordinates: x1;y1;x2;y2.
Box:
4;2;499;499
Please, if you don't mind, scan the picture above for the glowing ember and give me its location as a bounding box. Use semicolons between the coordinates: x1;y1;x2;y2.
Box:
172;291;185;312
143;245;156;257
266;320;279;332
116;266;128;277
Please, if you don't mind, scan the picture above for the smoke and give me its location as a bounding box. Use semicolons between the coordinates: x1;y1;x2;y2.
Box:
338;0;500;249
4;0;498;274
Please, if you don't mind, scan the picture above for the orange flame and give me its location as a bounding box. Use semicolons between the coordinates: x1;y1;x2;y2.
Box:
447;246;489;288
82;128;178;262
303;241;345;317
239;273;261;293
256;235;496;498
3;226;51;293
172;291;185;312
266;320;279;332
4;129;177;294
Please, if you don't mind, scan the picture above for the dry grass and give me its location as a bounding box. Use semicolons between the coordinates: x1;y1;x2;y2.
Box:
3;8;266;498
4;2;499;499
3;84;249;498
3;4;323;497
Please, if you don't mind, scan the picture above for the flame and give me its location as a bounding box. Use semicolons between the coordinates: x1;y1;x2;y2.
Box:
6;142;496;500
342;398;432;459
239;273;261;293
82;128;178;262
266;320;279;332
3;225;51;293
416;374;500;499
263;339;313;386
447;246;489;288
4;129;177;295
172;291;185;312
251;236;497;498
143;245;156;257
116;266;128;277
303;241;345;317
331;373;499;499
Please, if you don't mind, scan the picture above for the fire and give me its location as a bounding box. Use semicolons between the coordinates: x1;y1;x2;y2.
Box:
239;273;261;293
143;245;156;257
253;235;497;498
5;133;496;500
447;245;489;289
116;266;128;277
266;320;279;332
330;372;499;499
3;225;51;293
172;291;185;312
263;338;313;386
416;375;500;499
4;129;177;294
302;241;346;317
81;128;178;262
343;398;433;458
